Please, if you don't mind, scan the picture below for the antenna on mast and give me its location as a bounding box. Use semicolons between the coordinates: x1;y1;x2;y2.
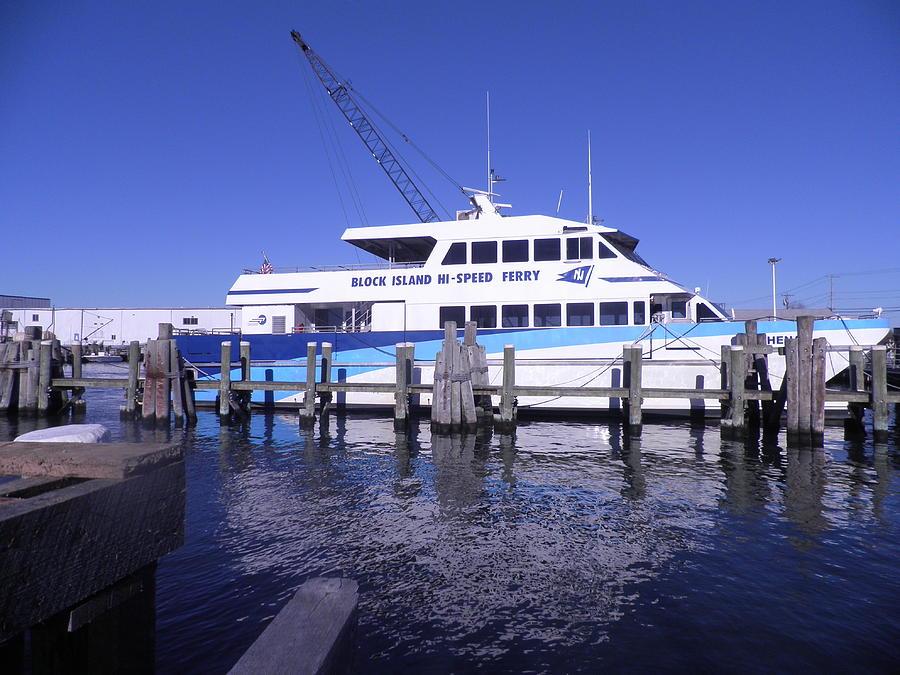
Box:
557;189;564;215
587;129;593;225
486;91;492;204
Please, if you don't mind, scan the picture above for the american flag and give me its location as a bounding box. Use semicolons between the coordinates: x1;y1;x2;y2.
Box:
259;252;273;274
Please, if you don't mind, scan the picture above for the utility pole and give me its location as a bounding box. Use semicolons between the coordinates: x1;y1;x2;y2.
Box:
827;274;836;312
767;258;782;319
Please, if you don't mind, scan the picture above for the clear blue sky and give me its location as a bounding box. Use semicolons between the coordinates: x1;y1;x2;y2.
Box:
2;1;897;321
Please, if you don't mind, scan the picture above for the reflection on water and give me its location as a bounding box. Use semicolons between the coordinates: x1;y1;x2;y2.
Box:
0;364;897;672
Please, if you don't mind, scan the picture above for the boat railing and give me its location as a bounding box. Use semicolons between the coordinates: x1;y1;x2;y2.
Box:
173;328;242;336
241;261;426;274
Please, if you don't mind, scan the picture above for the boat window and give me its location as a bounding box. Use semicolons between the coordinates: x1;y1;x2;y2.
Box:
439;306;465;329
672;300;687;319
534;303;561;327
502;304;529;327
566;236;593;260
566;302;594;326
470;305;497;329
599;302;628;325
633;301;646;325
534;238;560;261
597;241;617;259
600;232;650;266
697;302;720;321
272;316;287;334
472;241;497;264
442;242;467;265
502;240;529;263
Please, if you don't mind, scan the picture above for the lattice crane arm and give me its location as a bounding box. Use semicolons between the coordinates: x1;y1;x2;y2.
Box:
291;30;440;224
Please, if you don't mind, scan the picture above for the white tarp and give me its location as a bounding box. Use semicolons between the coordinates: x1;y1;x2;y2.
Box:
14;424;111;444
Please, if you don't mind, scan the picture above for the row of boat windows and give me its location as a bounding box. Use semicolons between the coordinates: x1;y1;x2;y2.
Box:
439;301;647;329
441;237;617;265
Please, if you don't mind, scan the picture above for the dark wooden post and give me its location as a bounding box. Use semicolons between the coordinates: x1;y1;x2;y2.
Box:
728;345;747;434
240;341;251;413
845;345;865;433
394;342;409;430
497;344;516;432
744;322;760;427
623;345;643;436
155;338;171;424
170;340;184;426
142;341;157;425
785;337;799;439
124;341;140;417
218;341;231;420
871;345;889;442
300;342;317;428
319;342;333;422
810;337;827;444
796;315;815;437
720;344;730;422
37;340;52;414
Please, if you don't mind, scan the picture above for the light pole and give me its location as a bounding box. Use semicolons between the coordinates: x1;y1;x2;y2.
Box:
768;258;782;319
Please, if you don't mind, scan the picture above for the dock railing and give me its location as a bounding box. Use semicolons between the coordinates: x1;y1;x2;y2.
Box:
2;319;896;446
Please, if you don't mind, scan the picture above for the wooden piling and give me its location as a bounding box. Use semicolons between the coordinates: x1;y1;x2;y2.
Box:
497;344;516;432
155;338;171;424
871;345;889;442
142;340;157;425
458;342;477;429
170;340;184;426
432;350;450;432
810;337;827;443
720;344;730;423
623;345;643;436
300;343;317;428
743;323;760;427
158;322;173;341
37;341;52;413
239;341;251;413
394;342;409;430
785;337;799;437
796;316;814;436
448;340;461;429
319;342;333;421
69;342;86;415
728;346;746;433
182;366;197;424
845;345;865;433
218;341;231;420
123;341;140;417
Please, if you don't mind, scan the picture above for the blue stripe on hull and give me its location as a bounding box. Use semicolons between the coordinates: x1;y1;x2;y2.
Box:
176;318;889;404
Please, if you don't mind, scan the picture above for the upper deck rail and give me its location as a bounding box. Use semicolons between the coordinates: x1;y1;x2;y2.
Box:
241;261;426;275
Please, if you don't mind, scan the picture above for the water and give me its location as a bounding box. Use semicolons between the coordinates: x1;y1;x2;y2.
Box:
2;364;898;673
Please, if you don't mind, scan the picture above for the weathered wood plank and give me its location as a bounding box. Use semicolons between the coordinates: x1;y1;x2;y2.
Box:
229;577;359;675
0;461;184;642
0;442;181;479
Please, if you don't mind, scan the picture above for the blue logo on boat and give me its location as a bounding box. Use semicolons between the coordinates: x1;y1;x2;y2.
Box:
249;314;267;325
557;265;593;286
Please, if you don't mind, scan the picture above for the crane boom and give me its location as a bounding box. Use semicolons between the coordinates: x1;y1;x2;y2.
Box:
291;30;440;224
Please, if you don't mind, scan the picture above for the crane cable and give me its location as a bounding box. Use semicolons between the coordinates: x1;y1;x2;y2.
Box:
297;51;369;229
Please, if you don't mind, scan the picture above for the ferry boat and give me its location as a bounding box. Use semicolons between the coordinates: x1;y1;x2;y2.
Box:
176;192;890;416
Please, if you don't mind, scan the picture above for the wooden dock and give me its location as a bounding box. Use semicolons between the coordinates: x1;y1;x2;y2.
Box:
0;440;185;670
1;318;896;446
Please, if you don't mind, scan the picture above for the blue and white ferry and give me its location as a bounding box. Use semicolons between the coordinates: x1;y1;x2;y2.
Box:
176;192;889;416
